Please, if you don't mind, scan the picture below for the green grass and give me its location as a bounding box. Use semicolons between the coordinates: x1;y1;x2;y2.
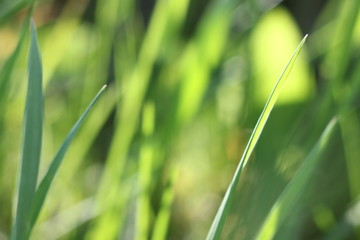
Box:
0;0;360;239
206;35;308;240
10;20;106;240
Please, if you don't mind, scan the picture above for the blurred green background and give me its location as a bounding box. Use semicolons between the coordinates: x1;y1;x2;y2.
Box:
1;0;360;239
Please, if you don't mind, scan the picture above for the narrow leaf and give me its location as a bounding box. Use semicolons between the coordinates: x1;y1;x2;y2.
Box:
30;85;107;229
206;35;308;240
12;20;43;240
256;118;337;240
0;0;28;24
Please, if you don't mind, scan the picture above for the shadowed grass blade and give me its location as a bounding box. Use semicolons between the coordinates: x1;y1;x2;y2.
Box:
256;118;337;240
206;34;308;240
11;20;43;240
30;84;107;229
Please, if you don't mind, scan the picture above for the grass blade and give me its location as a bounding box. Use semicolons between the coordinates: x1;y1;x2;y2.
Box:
206;34;308;240
30;84;107;229
255;118;338;240
151;168;178;240
11;20;43;240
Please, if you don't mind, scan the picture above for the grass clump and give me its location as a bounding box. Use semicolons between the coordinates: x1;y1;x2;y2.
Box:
10;20;106;240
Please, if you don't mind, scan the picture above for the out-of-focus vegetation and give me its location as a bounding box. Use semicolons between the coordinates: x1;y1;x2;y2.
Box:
1;0;360;239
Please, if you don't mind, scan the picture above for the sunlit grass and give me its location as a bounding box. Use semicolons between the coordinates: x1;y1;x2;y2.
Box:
0;0;359;239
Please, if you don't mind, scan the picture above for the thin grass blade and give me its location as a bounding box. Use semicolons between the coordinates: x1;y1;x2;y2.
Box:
11;20;43;240
30;84;107;229
256;118;338;240
206;34;308;240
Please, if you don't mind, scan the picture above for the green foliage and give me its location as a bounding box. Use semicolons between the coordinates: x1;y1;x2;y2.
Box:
0;0;360;239
206;35;308;240
12;20;43;240
256;118;337;240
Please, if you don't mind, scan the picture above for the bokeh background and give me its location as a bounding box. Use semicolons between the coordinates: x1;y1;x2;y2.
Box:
1;0;360;239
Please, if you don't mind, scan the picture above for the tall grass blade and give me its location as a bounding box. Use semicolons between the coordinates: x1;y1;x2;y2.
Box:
30;84;107;229
256;118;337;240
11;20;43;240
206;34;308;240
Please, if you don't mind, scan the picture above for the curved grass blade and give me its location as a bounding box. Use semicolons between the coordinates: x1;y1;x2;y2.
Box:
11;20;43;240
255;118;337;240
30;84;107;229
151;167;178;240
206;34;308;240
